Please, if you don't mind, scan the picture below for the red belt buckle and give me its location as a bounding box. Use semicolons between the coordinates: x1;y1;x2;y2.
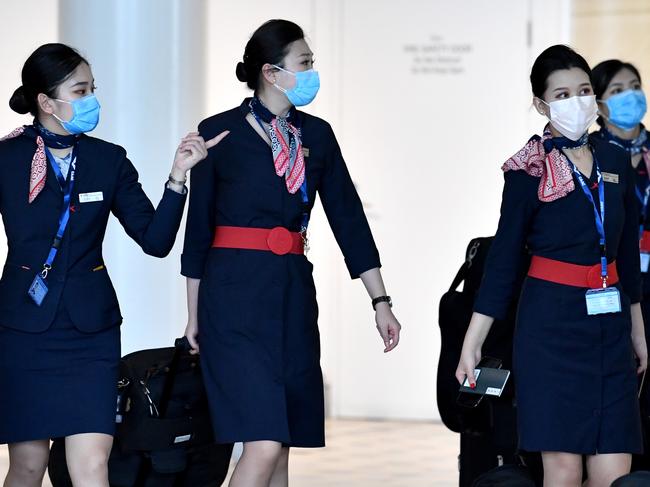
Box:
266;227;293;255
586;264;604;289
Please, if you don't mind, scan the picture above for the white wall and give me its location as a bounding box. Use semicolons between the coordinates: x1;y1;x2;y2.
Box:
0;0;60;259
330;0;571;420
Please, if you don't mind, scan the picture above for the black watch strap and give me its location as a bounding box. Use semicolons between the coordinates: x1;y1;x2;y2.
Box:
372;295;392;310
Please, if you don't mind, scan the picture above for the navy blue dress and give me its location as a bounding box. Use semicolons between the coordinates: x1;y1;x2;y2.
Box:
0;132;186;444
474;133;643;454
181;99;381;447
593;127;650;337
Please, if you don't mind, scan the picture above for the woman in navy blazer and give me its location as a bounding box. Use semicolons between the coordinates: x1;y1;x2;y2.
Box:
0;44;226;487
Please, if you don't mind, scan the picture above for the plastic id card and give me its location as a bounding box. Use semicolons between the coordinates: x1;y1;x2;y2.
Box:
641;252;650;273
28;274;49;307
585;287;621;315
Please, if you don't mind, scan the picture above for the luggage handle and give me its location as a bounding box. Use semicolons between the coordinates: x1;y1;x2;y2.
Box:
448;239;484;293
157;337;193;419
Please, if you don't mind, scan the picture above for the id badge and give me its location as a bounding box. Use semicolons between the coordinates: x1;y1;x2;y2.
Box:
642;252;650;273
585;287;622;315
28;274;49;306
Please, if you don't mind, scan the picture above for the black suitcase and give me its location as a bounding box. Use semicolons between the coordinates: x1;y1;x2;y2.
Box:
48;338;233;487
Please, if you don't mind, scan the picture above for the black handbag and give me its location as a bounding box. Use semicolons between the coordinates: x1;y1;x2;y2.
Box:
437;236;528;433
48;337;233;487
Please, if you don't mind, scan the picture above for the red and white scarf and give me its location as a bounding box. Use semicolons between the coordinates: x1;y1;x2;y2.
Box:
1;126;47;203
502;126;575;202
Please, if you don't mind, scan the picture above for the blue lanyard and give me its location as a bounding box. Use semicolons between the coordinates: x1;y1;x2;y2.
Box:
567;152;608;286
41;146;77;277
636;183;650;239
251;113;310;231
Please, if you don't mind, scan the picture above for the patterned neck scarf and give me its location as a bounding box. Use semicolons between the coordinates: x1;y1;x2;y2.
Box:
1;120;79;203
502;124;577;202
598;125;649;156
249;97;305;194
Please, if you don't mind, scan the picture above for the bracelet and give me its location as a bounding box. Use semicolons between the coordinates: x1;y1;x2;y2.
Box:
168;173;187;185
372;295;392;310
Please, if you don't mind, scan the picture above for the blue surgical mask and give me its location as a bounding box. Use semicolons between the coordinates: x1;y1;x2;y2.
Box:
52;94;101;134
272;65;320;106
603;89;647;131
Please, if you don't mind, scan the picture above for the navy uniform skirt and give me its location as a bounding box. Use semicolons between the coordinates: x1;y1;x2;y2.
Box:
514;277;642;454
0;303;120;444
198;249;325;448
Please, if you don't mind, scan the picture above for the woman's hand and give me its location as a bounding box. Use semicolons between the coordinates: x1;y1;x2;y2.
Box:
172;130;230;178
631;303;647;374
455;343;482;388
184;318;200;355
375;303;401;353
454;312;495;388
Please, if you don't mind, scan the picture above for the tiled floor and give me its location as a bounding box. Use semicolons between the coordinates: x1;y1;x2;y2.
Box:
0;419;459;486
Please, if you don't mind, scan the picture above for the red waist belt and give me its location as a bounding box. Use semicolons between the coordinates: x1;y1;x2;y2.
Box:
212;226;304;255
641;231;650;252
527;255;619;288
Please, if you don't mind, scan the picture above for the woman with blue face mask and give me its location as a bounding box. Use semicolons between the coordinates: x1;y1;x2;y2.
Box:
592;60;650;470
0;43;227;487
181;19;402;486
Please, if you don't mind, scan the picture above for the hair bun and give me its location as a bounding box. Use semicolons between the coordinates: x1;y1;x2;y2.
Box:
235;61;248;82
9;86;31;115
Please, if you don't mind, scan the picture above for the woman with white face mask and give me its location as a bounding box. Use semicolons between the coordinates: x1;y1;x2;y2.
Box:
456;45;646;487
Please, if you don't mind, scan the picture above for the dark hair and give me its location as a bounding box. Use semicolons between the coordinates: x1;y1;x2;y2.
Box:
530;44;591;99
591;59;642;99
236;19;304;91
9;43;89;116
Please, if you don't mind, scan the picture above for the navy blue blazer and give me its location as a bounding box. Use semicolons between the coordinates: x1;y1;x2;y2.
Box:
0;133;187;333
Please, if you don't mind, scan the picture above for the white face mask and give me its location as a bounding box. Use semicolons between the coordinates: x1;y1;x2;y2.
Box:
543;95;598;141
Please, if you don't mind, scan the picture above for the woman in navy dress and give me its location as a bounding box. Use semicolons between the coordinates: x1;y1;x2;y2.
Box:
592;60;650;341
182;20;402;486
0;44;226;487
591;59;650;469
456;45;646;487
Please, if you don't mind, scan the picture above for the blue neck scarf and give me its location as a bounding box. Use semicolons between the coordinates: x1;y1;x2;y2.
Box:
598;125;649;156
23;119;79;149
544;132;589;154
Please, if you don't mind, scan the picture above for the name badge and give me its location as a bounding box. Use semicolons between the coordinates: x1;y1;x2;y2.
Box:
28;274;49;306
302;147;310;158
585;287;622;315
601;172;619;184
79;191;104;203
642;252;650;273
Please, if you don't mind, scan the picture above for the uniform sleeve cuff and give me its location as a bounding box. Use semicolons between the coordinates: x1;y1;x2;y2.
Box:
181;253;207;279
473;302;506;322
347;257;382;280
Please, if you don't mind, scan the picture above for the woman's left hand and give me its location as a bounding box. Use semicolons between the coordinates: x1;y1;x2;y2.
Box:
172;130;230;175
375;303;401;353
631;303;648;374
632;333;647;375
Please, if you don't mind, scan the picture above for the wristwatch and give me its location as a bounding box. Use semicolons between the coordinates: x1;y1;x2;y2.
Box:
372;295;392;310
